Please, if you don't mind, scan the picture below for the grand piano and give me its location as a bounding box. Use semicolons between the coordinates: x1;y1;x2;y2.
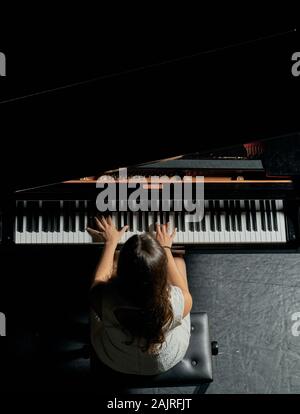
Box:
2;133;300;252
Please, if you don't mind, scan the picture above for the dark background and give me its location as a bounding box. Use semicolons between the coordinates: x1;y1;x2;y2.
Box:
0;17;299;190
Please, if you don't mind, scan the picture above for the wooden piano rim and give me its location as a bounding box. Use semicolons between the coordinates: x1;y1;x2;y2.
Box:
64;179;293;184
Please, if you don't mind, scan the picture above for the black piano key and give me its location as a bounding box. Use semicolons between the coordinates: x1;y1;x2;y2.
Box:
138;212;143;231
50;205;55;232
160;210;164;224
86;201;94;229
180;212;185;231
260;200;266;231
265;200;272;231
63;201;70;232
215;200;221;231
44;201;54;233
79;201;85;231
70;201;76;232
174;211;179;230
52;213;57;232
144;211;149;231
166;211;170;224
236;200;242;231
17;201;24;232
201;214;206;231
53;201;60;232
189;217;194;231
250;200;257;231
44;202;52;233
117;211;122;229
271;200;278;231
153;211;158;226
245;200;251;231
26;201;34;232
229;200;236;231
195;215;201;232
31;201;39;232
42;202;48;232
209;201;215;232
224;201;230;231
129;212;133;230
123;212;128;226
176;212;182;231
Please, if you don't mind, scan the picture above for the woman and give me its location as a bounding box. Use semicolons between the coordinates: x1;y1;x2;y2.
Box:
87;216;193;375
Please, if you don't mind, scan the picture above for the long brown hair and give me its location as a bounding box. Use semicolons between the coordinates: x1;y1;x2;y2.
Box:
113;233;173;353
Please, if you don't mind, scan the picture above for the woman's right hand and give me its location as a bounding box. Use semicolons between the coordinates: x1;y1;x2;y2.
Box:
155;223;177;248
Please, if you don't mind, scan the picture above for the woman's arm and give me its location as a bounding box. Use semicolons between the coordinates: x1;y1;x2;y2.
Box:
87;216;128;288
156;224;193;317
92;241;117;286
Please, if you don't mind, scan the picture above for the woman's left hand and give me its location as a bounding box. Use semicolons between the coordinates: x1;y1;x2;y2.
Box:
86;216;128;246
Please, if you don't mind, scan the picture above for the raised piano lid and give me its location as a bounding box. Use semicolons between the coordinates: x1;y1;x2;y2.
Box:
13;132;299;196
2;90;299;194
1;24;298;194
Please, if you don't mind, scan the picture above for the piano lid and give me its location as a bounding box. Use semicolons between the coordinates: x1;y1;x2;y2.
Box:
1;23;298;193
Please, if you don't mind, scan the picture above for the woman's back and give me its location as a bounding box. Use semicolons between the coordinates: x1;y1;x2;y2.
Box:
87;218;193;375
90;282;191;375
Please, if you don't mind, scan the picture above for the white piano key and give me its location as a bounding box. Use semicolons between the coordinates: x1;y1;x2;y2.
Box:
277;211;287;242
120;211;125;228
239;212;247;243
56;201;63;243
181;213;189;244
249;209;257;245
253;201;260;243
203;214;210;243
40;201;47;244
127;211;132;232
268;202;278;243
271;200;279;243
218;211;226;243
19;207;26;243
15;201;21;244
162;212;167;228
176;213;183;244
187;214;195;244
68;206;75;244
24;201;32;244
275;200;285;242
111;212;117;228
254;211;263;243
31;207;37;244
73;201;80;244
132;212;138;235
147;212;155;234
21;202;27;243
168;212;177;242
36;212;42;244
142;212;147;235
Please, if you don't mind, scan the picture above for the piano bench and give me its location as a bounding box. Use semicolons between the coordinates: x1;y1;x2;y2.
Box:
90;312;218;393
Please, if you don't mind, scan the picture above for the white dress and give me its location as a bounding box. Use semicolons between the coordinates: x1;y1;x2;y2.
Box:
91;284;191;375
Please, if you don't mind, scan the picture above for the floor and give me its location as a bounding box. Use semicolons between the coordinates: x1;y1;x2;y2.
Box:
2;250;300;393
129;253;300;394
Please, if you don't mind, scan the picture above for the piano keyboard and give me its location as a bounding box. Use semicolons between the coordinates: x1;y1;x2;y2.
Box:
14;199;287;244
